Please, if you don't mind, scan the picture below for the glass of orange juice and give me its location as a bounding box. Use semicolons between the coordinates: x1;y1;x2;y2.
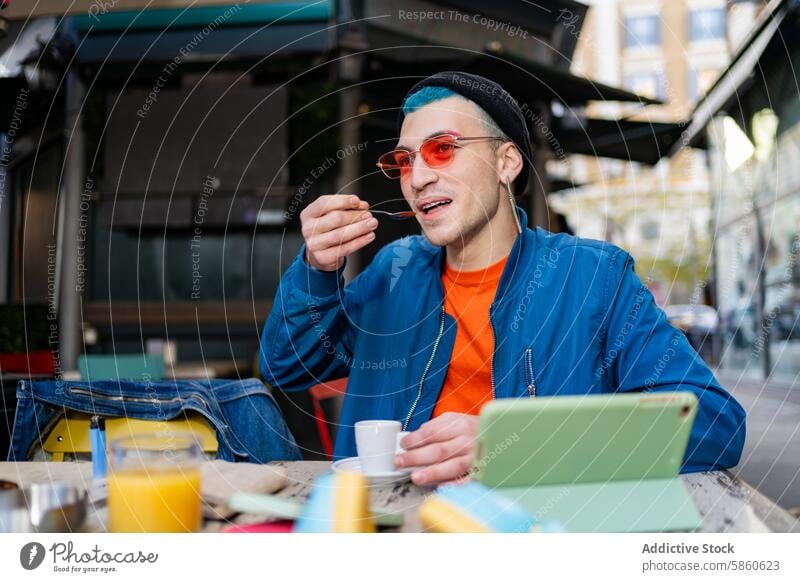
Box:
108;433;202;533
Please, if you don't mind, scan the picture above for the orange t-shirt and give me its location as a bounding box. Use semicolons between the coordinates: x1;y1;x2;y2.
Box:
432;256;508;417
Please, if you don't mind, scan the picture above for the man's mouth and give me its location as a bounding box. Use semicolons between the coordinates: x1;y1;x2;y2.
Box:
416;197;453;218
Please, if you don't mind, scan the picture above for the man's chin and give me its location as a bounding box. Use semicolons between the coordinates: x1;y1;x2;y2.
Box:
421;226;459;247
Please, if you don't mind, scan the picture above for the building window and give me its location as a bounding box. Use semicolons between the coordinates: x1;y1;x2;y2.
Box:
623;71;665;100
688;8;726;42
623;15;661;48
640;220;660;241
688;67;721;101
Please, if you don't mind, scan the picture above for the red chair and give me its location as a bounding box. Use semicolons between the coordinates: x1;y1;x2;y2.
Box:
309;378;347;460
0;351;56;375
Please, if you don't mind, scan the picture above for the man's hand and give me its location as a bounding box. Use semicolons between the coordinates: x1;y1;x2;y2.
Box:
394;412;479;486
300;194;378;272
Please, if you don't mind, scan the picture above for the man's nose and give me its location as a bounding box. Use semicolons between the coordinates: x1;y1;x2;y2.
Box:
409;152;438;192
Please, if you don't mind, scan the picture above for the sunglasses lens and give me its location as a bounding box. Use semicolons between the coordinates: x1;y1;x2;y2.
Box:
378;151;411;179
420;135;457;167
377;135;457;179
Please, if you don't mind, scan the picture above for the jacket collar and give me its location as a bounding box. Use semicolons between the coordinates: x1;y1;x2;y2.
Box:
496;206;536;305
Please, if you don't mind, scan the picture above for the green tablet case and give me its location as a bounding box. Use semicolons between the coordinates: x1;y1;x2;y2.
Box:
473;392;703;532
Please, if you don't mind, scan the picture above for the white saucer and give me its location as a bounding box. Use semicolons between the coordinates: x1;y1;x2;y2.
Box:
331;457;413;485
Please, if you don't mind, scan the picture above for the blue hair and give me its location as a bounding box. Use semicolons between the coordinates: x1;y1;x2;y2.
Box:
401;86;462;115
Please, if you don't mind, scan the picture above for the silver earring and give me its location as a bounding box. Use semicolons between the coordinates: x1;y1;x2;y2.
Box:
506;180;522;235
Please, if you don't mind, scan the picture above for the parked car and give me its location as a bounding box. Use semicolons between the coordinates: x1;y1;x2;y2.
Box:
664;304;720;365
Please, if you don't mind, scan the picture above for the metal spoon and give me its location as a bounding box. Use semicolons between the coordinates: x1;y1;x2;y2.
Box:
369;209;416;220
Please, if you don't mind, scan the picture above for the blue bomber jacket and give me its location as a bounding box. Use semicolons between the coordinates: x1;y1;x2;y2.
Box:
260;208;745;471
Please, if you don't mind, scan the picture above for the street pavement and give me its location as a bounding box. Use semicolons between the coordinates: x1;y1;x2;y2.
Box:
716;371;800;514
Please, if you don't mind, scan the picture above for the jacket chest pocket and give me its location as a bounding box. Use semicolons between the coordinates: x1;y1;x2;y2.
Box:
523;347;536;397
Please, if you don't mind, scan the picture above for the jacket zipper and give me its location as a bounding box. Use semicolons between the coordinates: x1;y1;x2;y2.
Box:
69;386;211;411
403;305;446;431
524;347;536;397
489;304;497;400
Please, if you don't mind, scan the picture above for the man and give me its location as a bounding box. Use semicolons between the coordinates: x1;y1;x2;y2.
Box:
261;71;745;485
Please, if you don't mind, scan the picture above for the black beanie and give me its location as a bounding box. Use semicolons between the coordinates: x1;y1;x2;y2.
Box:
397;71;531;195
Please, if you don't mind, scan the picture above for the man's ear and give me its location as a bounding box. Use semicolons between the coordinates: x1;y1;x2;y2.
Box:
496;142;523;187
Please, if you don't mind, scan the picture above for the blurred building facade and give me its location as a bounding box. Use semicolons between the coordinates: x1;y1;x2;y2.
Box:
550;0;757;304
681;0;800;382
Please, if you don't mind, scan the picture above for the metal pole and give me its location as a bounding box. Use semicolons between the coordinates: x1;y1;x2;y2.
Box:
336;14;365;282
0;134;10;303
338;80;361;282
529;102;551;229
753;205;771;379
57;70;85;370
689;218;698;301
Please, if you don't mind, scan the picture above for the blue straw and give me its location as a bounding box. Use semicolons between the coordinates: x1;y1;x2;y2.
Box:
90;415;107;480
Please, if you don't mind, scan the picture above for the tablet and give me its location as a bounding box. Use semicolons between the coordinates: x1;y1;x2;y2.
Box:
473;392;698;488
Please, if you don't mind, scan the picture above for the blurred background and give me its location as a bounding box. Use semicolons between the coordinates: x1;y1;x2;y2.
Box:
0;0;797;512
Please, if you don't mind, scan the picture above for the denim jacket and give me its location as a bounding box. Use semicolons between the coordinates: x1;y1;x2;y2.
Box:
8;377;301;463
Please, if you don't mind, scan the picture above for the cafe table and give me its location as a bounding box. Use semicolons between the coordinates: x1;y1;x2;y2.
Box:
1;461;798;533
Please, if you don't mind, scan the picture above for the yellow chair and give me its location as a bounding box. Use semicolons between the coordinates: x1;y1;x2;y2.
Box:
41;412;219;461
39;354;218;461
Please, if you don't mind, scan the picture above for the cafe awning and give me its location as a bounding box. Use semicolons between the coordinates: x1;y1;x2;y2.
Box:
69;1;334;65
360;25;660;107
3;0;288;19
559;117;697;165
0;17;59;132
0;75;27;130
432;0;588;44
549;177;585;192
363;0;589;69
673;0;792;153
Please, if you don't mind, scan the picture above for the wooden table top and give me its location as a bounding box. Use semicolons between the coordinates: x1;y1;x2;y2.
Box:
0;461;797;533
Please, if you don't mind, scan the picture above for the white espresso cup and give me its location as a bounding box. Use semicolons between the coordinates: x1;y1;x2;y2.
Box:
354;420;401;474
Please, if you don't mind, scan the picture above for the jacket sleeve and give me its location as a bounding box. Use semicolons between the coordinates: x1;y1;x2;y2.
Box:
603;249;746;473
259;246;367;392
